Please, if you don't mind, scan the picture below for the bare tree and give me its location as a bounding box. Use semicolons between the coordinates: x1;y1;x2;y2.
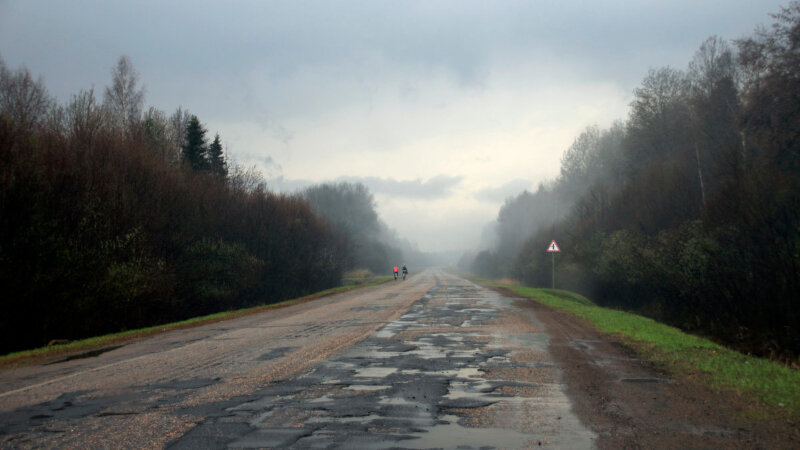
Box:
66;88;107;148
689;36;739;99
103;56;145;139
628;67;690;136
0;59;53;143
737;1;800;172
626;67;692;177
688;37;741;208
559;125;601;200
228;163;266;193
168;106;191;166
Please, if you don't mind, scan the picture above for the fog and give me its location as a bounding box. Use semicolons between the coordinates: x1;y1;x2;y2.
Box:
0;0;786;252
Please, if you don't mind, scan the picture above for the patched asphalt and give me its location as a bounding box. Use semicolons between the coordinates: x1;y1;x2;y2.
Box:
169;275;594;448
0;273;595;448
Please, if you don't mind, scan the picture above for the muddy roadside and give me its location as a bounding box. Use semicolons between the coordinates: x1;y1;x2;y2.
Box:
494;286;799;449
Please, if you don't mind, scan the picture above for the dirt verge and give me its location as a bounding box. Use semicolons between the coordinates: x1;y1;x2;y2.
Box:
503;288;800;449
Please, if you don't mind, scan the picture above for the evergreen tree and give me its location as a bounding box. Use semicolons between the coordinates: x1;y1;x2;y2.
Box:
208;133;227;177
182;115;208;171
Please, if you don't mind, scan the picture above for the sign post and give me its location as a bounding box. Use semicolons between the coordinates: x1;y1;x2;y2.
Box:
546;240;560;289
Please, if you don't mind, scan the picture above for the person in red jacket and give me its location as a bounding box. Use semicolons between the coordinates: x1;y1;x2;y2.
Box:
393;266;399;280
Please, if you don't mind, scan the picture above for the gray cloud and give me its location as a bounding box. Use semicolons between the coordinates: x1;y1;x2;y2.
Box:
262;156;279;169
337;175;462;199
475;179;533;203
266;176;314;193
266;174;462;200
2;1;784;108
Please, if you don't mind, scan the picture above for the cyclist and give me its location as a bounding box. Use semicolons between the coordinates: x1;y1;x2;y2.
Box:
402;264;408;280
393;266;399;280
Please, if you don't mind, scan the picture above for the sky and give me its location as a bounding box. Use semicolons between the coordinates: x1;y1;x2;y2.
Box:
0;0;788;252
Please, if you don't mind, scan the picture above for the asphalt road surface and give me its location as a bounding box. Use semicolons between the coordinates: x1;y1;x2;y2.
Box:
1;271;794;448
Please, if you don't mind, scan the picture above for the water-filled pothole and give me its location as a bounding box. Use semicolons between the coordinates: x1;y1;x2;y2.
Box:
46;345;125;365
621;378;669;383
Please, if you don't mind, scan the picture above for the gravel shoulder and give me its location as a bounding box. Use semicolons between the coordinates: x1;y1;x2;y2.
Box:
510;289;800;449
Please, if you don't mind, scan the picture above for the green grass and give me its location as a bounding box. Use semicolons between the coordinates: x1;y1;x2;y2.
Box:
343;269;382;285
0;276;392;369
469;276;800;419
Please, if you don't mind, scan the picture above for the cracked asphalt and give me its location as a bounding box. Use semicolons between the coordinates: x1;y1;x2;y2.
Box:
0;271;594;448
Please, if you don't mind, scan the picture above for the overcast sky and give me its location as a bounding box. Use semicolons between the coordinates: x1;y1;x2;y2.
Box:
0;0;787;252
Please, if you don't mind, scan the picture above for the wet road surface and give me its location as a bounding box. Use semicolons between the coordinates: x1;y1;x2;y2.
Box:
0;271;594;448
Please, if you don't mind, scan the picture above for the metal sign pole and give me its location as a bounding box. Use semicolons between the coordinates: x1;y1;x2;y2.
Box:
546;240;560;289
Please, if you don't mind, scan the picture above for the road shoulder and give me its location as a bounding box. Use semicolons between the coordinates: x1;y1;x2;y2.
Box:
511;292;799;449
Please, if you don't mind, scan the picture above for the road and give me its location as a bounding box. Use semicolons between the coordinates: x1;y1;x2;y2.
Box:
0;271;793;448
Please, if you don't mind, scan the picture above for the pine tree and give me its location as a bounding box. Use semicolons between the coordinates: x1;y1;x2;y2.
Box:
182;115;208;171
208;133;227;178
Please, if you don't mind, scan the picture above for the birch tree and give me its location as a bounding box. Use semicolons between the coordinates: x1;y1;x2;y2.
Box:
103;56;145;139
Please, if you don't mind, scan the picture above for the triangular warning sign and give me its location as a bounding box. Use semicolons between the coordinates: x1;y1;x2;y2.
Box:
547;240;560;252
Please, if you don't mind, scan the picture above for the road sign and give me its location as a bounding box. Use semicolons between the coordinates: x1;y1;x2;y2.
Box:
546;240;560;288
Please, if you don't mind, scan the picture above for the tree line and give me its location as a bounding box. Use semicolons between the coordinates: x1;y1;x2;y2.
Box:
0;56;402;355
466;3;800;363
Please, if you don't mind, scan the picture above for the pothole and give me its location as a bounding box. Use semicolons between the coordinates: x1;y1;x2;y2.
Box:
46;345;125;365
621;378;669;383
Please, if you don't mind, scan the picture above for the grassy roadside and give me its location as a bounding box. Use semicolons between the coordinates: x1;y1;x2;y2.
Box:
0;276;392;369
468;276;800;419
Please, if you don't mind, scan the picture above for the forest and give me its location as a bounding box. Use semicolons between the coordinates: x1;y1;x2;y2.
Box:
0;56;408;355
466;3;800;363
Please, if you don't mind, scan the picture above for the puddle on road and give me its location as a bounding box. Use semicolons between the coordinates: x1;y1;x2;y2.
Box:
306;413;382;424
46;345;125;365
374;315;427;338
444;381;494;401
378;396;418;407
256;346;296;361
353;367;398;378
622;377;670;384
308;394;335;404
491;332;549;351
397;414;538;449
345;385;392;392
